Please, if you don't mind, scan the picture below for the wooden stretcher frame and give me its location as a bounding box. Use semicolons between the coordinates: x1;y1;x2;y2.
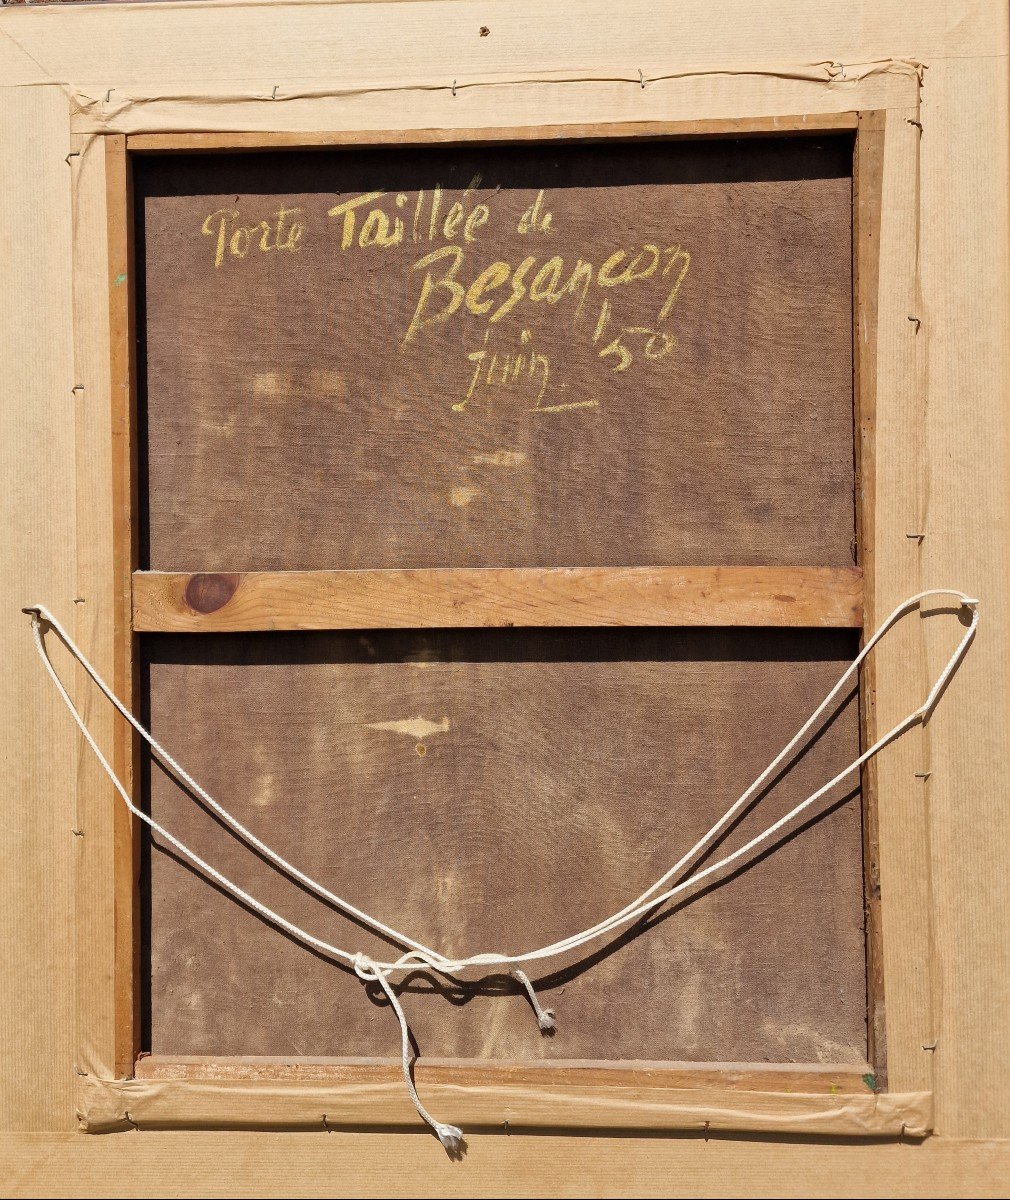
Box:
90;109;909;1134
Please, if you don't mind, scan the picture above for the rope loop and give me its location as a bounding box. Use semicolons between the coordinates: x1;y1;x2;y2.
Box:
23;588;979;1147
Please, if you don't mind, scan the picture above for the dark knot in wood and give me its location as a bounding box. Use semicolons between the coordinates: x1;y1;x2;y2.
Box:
184;572;239;614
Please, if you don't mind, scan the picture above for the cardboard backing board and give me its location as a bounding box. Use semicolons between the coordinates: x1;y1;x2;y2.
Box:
3;1;1009;1184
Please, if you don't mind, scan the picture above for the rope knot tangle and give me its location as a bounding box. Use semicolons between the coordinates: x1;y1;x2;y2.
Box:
352;952;379;982
22;589;980;1150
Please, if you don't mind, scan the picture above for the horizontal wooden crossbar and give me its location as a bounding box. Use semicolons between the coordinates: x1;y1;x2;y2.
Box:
132;566;862;632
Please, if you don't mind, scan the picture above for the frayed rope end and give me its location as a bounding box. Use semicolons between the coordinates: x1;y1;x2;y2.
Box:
512;967;557;1034
435;1122;463;1152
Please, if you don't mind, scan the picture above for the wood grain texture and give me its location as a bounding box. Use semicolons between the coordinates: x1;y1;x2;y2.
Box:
70;129;122;1094
132;566;863;632
125;116;860;153
142;628;866;1063
133;1056;873;1094
869;105;937;1102
121;1055;919;1133
105;134;142;1080
136;137;855;572
134;1055;874;1093
853;111;886;1079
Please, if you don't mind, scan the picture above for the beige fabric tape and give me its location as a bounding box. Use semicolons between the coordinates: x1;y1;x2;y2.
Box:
76;1074;933;1137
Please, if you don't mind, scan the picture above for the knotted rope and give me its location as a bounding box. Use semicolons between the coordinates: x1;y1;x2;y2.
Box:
23;589;978;1145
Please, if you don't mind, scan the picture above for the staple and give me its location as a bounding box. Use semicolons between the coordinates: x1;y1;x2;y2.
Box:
65;151;80;166
703;1120;711;1140
271;85;279;100
72;384;85;394
914;771;932;780
123;1110;139;1130
908;315;921;333
905;532;926;541
72;828;84;837
104;89;113;104
451;79;457;97
638;68;646;89
73;597;85;605
831;62;846;79
922;1039;938;1051
321;1113;332;1132
907;118;923;131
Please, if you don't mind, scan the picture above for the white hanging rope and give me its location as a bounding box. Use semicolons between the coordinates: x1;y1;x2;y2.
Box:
23;588;978;1144
352;953;463;1152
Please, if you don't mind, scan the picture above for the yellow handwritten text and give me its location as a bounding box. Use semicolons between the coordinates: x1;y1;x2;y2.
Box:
202;206;305;269
591;246;691;373
518;190;552;235
457;329;547;412
403;242;690;346
328;183;490;252
455;329;599;415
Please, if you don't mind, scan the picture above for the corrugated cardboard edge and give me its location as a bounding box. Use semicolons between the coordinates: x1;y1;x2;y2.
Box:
1;1;1007;1170
75;1075;933;1137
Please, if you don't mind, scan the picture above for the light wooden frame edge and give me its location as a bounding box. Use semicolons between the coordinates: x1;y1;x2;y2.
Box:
106;133;141;1082
104;111;889;1129
123;113;860;154
853;108;886;1082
